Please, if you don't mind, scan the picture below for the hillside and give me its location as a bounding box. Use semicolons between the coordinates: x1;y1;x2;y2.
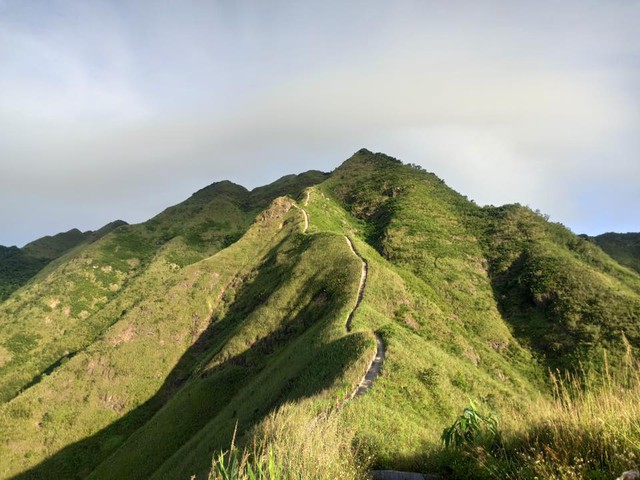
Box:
0;222;128;302
591;232;640;274
0;150;638;479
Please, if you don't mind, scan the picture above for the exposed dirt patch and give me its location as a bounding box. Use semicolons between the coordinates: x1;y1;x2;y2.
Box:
111;325;137;346
259;197;294;223
127;258;140;268
0;346;12;368
488;340;508;351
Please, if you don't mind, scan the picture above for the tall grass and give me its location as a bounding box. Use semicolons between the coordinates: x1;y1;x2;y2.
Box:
431;342;640;479
208;403;368;480
206;423;283;480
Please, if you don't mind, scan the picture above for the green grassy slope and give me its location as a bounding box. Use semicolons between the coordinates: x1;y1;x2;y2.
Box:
326;150;640;373
313;151;545;469
0;173;329;478
110;151;550;477
481;208;640;371
21;225;121;259
0;222;127;302
1;197;369;479
0;247;49;303
0;173;325;405
101;220;368;480
591;232;640;274
1;150;638;479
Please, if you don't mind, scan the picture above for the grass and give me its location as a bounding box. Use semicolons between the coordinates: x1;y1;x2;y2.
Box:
0;149;638;480
207;404;367;480
0;172;325;404
426;344;640;479
0;221;127;302
0;175;331;478
593;232;640;275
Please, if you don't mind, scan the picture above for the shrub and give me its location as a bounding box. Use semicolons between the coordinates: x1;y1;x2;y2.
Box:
441;401;501;451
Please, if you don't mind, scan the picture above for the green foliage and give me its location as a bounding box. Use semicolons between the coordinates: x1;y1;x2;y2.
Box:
20;228;86;259
480;205;640;371
0;221;126;301
429;351;640;479
593;232;640;274
0;149;638;480
441;401;500;450
209;446;282;480
5;332;40;355
0;246;48;301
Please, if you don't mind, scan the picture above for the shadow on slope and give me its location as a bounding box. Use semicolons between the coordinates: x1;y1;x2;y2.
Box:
13;233;365;480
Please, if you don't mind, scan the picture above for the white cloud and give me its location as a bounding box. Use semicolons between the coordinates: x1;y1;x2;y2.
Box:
0;0;638;245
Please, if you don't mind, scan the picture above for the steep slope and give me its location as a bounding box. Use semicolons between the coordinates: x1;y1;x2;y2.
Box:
21;225;124;259
101;151;550;477
1;150;638;479
90;204;369;480
0;246;49;302
1;196;370;479
326;149;640;373
591;232;640;274
0;172;325;404
481;208;640;370
311;151;546;468
0;222;127;302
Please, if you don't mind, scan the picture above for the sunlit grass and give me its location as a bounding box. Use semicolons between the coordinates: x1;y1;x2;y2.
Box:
428;343;640;479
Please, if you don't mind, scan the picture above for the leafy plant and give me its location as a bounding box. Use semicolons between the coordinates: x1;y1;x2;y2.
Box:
441;400;501;450
208;446;282;480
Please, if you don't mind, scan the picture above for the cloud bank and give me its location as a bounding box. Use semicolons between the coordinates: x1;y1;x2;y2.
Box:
1;0;638;245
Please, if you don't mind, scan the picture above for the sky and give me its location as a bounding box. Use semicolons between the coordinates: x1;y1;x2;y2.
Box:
1;0;638;247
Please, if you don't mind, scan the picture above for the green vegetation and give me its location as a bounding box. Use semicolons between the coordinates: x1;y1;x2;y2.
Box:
0;246;49;301
0;221;127;301
441;401;501;450
427;345;640;479
0;149;638;479
592;232;640;274
209;445;283;480
477;206;640;373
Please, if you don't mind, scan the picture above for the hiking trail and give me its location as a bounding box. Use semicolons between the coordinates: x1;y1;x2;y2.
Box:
296;197;384;399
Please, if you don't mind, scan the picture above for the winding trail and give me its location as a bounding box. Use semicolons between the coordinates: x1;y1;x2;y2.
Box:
351;333;385;399
295;200;429;480
295;197;385;399
292;203;309;233
344;236;384;399
344;236;367;333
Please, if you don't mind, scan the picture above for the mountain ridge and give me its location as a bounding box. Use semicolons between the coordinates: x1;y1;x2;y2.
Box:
0;221;128;302
0;149;638;479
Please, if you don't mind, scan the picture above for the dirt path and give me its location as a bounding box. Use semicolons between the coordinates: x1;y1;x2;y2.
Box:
296;204;424;480
344;236;367;333
292;204;309;233
296;201;385;399
351;333;385;399
344;236;385;399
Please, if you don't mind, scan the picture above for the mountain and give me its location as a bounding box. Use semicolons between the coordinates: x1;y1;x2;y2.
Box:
0;221;128;302
0;150;638;479
590;232;640;274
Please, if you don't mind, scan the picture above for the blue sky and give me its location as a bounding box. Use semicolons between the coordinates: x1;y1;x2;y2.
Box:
1;0;638;246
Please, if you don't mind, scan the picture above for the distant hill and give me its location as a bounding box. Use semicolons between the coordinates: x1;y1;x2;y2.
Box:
0;221;128;301
590;232;640;274
0;150;637;479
